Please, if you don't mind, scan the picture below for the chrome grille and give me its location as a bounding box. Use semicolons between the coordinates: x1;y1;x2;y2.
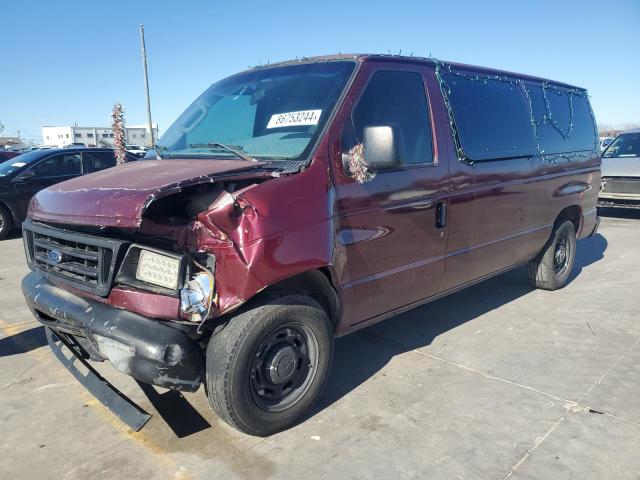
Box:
602;177;640;195
33;232;102;286
23;220;128;296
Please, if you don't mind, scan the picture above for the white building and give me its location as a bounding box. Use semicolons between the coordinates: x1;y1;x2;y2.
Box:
42;124;159;148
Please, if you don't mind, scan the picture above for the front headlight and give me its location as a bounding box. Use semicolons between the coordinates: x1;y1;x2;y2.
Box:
136;250;181;289
180;271;215;322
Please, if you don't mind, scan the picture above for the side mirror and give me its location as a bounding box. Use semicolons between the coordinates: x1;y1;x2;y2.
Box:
14;170;35;182
362;125;402;171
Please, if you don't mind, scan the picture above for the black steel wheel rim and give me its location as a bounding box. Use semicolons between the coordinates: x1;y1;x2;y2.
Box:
554;230;571;276
249;323;319;412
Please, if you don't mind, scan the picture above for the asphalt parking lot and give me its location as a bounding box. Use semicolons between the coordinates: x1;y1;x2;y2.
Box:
1;210;639;480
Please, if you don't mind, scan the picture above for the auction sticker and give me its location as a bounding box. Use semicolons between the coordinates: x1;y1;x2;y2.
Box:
267;109;322;129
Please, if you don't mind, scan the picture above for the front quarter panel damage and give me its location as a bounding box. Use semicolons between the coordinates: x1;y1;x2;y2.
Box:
183;159;334;316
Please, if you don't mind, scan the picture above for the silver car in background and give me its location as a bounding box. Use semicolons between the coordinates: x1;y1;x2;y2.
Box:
600;136;614;151
599;129;640;209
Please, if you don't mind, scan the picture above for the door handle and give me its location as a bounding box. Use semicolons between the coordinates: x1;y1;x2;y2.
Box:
436;201;447;229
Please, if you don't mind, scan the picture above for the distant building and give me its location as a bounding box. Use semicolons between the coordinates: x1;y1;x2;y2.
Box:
41;124;159;148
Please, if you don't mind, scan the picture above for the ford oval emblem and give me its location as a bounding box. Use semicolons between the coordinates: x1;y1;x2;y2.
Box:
47;249;63;264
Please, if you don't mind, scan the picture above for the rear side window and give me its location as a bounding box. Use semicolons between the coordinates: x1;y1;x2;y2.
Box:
343;70;434;165
84;151;116;172
31;153;82;177
526;86;597;154
441;70;596;161
442;74;536;161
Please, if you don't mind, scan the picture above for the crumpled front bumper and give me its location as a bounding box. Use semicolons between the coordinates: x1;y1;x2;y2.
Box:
22;271;204;392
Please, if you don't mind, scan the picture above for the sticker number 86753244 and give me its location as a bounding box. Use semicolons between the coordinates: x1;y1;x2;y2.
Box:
266;109;322;129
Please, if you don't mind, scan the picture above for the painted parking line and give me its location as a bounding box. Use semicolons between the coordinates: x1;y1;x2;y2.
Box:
0;316;192;479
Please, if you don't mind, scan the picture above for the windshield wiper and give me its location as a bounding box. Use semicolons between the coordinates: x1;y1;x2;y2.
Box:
187;142;259;163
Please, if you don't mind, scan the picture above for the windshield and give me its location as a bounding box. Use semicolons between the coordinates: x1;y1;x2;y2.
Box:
603;132;640;158
155;61;355;161
0;151;45;177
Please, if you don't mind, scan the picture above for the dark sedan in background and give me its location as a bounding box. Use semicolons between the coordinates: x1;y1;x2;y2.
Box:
599;129;640;209
0;147;136;239
0;150;21;162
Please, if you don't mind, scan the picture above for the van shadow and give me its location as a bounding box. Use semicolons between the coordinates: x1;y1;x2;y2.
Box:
313;233;607;415
0;326;47;357
568;233;607;283
137;381;212;438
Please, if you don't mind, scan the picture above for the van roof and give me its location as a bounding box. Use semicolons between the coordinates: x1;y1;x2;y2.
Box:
252;53;585;91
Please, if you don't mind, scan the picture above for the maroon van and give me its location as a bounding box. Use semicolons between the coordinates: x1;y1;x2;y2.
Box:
21;54;600;436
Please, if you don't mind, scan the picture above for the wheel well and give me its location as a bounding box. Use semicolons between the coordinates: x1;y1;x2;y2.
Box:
555;205;581;233
246;268;341;329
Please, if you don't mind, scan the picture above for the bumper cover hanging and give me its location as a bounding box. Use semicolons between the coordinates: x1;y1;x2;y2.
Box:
45;327;151;431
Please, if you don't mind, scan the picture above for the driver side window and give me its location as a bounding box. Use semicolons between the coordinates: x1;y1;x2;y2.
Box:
31;153;82;178
342;70;434;166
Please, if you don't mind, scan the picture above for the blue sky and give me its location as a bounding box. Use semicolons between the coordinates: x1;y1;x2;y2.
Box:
1;0;638;143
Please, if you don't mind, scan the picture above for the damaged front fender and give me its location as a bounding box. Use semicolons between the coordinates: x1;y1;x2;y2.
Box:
183;161;336;317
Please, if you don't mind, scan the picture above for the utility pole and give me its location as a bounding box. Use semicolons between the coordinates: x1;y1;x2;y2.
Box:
139;24;154;147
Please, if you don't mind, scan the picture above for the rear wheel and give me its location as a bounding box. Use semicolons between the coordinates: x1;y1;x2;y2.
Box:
528;220;576;290
205;295;333;436
0;206;12;240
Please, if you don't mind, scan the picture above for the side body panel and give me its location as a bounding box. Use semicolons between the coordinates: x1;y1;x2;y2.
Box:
442;156;541;291
528;156;600;241
439;65;600;292
440;156;599;292
326;61;451;331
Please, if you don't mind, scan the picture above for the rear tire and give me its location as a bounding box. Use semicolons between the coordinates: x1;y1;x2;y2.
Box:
205;295;333;436
528;220;576;290
0;206;12;240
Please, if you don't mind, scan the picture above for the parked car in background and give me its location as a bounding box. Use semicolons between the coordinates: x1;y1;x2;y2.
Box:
20;54;600;436
599;129;640;209
600;136;614;152
125;144;147;157
0;147;136;239
0;150;21;162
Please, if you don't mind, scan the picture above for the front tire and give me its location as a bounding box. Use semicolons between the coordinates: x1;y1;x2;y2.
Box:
0;206;12;240
528;220;576;290
205;295;333;436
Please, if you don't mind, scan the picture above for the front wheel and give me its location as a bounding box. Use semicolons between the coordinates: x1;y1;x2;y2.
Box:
205;295;333;436
0;206;12;240
528;220;577;290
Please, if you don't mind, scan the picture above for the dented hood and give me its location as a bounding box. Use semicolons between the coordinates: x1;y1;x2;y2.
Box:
29;159;264;228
